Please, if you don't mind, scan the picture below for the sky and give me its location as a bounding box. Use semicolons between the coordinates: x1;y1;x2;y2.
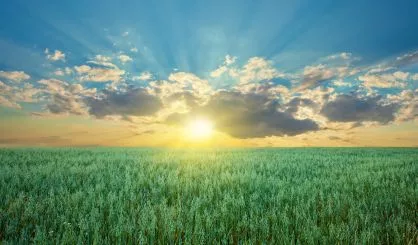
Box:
0;0;417;147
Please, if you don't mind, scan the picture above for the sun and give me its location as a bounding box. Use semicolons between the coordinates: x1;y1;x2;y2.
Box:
186;118;214;139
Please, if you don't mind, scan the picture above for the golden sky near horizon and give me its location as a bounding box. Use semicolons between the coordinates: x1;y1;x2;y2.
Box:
1;108;417;147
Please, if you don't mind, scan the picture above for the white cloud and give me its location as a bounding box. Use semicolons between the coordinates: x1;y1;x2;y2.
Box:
45;49;65;62
326;52;352;60
118;54;133;64
130;47;138;53
224;55;237;65
333;79;352;87
133;71;153;81
122;31;129;37
239;57;286;84
210;55;238;78
54;69;65;76
412;74;418;80
74;65;125;82
210;66;228;78
0;71;30;82
95;55;112;63
358;71;409;88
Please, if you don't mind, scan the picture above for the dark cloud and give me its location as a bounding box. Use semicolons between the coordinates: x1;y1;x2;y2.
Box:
86;88;162;118
284;98;318;114
167;91;319;138
47;94;86;115
321;94;399;123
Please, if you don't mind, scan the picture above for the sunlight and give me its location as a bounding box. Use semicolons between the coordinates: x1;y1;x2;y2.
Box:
186;118;214;140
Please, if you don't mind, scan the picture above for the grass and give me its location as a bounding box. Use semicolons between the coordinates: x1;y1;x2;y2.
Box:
0;147;417;244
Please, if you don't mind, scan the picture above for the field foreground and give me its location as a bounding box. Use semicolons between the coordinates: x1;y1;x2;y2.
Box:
0;148;417;244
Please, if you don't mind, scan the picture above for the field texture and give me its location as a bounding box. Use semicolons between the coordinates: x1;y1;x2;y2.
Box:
0;148;417;244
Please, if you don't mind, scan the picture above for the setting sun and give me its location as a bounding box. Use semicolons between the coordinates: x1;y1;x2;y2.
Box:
186;118;214;139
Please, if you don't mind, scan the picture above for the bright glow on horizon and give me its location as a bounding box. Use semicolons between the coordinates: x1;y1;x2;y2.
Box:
186;118;214;140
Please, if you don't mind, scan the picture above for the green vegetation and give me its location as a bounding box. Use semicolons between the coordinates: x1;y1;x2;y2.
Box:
0;148;417;244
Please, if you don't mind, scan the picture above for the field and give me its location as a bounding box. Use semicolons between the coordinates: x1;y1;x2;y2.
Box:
0;148;417;244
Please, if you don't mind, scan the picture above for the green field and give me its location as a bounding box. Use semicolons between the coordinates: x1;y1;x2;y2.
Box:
0;148;417;244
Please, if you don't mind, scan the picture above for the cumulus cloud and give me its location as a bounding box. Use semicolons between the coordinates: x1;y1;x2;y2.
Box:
167;91;319;138
37;79;96;115
133;71;153;81
321;93;399;124
239;57;286;85
130;47;138;53
166;72;213;99
118;54;133;64
0;71;30;82
86;88;163;118
45;49;65;62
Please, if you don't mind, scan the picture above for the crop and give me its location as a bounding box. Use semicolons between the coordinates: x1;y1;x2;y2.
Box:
0;148;417;244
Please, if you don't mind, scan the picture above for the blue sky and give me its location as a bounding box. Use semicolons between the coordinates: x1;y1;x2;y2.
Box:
0;0;417;146
2;0;418;76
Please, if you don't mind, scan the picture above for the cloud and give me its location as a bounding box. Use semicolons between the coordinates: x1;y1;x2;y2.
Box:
210;55;237;78
333;79;352;87
54;67;73;76
37;79;96;115
224;55;237;65
239;57;286;84
210;56;288;84
133;71;153;81
45;49;65;62
358;71;409;88
0;71;30;82
94;55;112;63
0;95;21;109
210;66;228;78
86;88;163;118
167;72;213;99
122;31;129;37
118;54;133;64
387;90;418;122
393;50;418;67
130;47;138;53
167;91;319;138
297;65;335;91
74;64;125;82
321;93;399;124
0;81;42;108
326;52;353;61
